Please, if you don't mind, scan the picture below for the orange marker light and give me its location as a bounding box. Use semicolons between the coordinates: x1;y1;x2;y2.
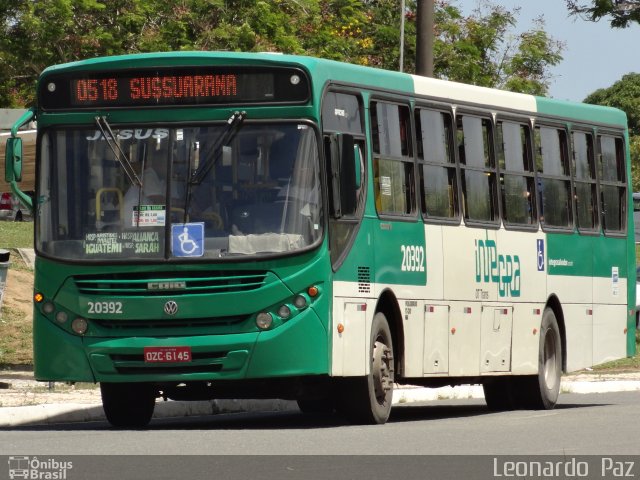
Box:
337;324;345;334
533;328;538;335
34;293;44;303
307;286;319;297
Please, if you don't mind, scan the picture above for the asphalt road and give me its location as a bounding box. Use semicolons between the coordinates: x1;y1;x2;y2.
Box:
3;392;639;479
3;391;639;456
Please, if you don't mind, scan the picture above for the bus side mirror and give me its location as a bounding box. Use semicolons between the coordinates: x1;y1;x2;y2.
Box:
5;137;23;183
327;133;357;218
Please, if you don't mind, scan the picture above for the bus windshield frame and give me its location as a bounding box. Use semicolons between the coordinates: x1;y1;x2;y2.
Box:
36;120;323;263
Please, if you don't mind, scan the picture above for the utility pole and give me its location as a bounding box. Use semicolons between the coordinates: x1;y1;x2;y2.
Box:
399;0;405;72
416;0;434;77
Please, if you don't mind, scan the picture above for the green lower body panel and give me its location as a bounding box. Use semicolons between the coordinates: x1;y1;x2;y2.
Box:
33;313;96;382
34;308;329;383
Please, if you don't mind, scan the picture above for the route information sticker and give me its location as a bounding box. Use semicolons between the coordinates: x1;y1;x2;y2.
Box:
132;205;166;227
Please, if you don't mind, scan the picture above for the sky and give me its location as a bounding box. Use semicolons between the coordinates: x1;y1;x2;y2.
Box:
459;0;640;101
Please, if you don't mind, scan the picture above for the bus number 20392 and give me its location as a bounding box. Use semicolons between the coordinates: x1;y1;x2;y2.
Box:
400;245;425;272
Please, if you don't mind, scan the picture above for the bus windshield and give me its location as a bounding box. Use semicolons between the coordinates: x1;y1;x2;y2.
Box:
36;122;322;261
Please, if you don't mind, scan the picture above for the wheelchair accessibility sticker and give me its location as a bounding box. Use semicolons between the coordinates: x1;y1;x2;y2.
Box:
171;223;204;257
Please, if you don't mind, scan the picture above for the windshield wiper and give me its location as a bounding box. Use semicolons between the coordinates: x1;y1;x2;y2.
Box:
182;111;246;223
95;116;141;187
190;111;246;185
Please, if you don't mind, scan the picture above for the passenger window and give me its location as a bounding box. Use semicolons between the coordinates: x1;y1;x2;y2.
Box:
535;126;572;229
598;134;626;233
371;102;415;216
572;131;598;232
457;114;498;224
497;121;536;227
415;108;457;220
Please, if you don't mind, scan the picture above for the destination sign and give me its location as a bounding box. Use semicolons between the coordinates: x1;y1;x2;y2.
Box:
39;67;309;110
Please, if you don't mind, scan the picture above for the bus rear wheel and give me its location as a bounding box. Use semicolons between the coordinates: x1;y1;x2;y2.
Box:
337;312;394;424
517;308;562;410
101;382;156;428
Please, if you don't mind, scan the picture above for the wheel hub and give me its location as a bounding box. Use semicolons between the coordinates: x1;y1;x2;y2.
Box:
372;340;394;401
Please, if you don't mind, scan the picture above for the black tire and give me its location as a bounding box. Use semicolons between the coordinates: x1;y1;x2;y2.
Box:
337;312;395;424
101;382;156;428
482;378;516;411
517;308;562;410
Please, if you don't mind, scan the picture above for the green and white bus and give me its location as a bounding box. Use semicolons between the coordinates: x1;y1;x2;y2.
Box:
5;52;635;427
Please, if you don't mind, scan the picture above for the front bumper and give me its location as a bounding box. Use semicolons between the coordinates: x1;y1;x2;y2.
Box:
33;306;329;383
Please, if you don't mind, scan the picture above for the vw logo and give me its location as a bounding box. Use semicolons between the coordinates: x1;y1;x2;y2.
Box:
164;300;179;315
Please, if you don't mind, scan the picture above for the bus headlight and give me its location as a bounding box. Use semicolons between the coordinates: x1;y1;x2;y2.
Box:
277;305;291;319
256;312;273;330
55;311;68;324
43;302;55;314
71;317;88;335
293;295;307;309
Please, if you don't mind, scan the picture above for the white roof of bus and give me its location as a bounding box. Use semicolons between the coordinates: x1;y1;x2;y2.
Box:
410;74;537;113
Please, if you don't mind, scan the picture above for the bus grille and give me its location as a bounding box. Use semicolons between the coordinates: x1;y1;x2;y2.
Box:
92;316;246;330
73;270;268;296
111;351;227;375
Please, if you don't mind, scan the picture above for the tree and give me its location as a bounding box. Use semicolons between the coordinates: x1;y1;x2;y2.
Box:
584;73;640;135
583;73;640;191
631;136;640;192
432;2;563;95
566;0;640;28
0;0;564;107
352;1;564;95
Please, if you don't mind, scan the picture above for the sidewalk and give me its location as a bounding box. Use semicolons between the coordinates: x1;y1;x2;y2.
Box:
2;368;640;427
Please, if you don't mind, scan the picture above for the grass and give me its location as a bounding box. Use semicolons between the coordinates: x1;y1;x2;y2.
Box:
0;223;34;366
591;330;640;372
0;249;33;366
0;221;33;248
0;305;33;366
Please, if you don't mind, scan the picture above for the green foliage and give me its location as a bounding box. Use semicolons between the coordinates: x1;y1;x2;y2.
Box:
566;0;640;28
584;73;640;136
631;135;640;192
434;4;563;94
0;0;564;106
583;74;640;191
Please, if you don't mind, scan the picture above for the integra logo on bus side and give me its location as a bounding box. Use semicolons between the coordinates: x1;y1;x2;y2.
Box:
148;281;186;291
474;233;521;298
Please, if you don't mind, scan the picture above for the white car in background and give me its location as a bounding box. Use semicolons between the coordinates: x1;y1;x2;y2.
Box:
0;191;32;222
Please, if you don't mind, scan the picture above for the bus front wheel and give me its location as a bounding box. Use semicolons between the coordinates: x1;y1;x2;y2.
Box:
337;312;395;424
101;382;156;428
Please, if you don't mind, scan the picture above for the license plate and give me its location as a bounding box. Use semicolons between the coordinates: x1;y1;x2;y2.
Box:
143;346;192;363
